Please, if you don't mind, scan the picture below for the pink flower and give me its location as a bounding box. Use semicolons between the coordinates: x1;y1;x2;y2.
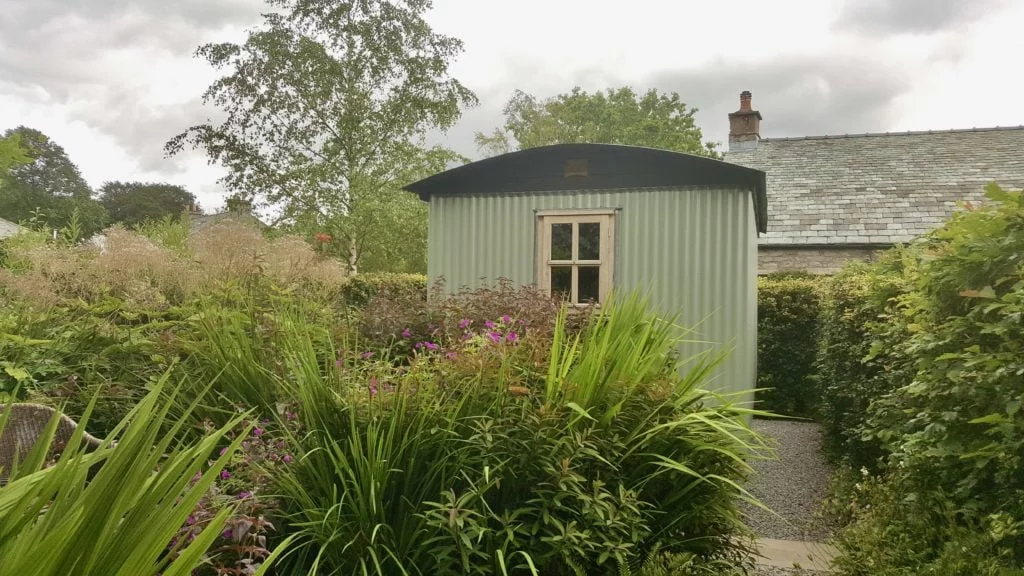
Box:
424;342;438;351
283;454;293;464
445;351;457;360
501;315;511;324
220;470;231;480
222;529;233;539
335;358;344;367
401;328;412;338
369;376;379;398
253;427;264;437
238;491;252;499
361;351;374;359
507;331;519;343
487;331;502;344
285;411;297;421
484;320;496;329
458;318;471;329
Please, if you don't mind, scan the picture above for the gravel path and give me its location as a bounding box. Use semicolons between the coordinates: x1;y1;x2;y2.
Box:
743;418;835;542
752;566;829;576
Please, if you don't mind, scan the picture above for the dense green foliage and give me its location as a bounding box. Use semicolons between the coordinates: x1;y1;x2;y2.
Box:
0;376;288;576
0;126;108;238
819;185;1024;574
99;181;198;226
0;132;31;183
167;0;475;274
339;272;428;307
816;260;910;467
755;274;823;417
0;222;764;574
475;87;720;157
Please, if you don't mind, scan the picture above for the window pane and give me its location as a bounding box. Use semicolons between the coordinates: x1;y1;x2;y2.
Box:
550;266;572;300
578;222;601;260
578;266;600;303
550;223;572;260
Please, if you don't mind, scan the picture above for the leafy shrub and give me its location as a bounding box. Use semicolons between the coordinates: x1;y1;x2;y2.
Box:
816;259;911;467
273;293;765;575
756;274;823;417
824;185;1024;573
339;272;427;307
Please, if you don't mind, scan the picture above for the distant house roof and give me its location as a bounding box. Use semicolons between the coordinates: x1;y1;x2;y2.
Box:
405;143;769;233
0;217;22;240
725;126;1024;246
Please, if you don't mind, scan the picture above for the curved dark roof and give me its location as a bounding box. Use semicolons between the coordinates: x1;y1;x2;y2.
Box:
404;143;767;233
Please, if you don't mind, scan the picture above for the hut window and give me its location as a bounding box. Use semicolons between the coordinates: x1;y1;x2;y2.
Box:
536;210;615;305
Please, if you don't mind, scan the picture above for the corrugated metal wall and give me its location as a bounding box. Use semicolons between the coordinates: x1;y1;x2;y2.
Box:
428;187;756;401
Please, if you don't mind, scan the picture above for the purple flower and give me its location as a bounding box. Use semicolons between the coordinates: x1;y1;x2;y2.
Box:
401;328;412;338
507;331;519;343
487;331;502;344
221;529;233;539
369;376;379;398
424;341;438;351
186;515;196;526
283;454;293;464
253;427;264;437
220;470;231;480
414;342;423;350
238;491;252;499
286;411;297;421
335;358;344;367
484;320;496;329
445;351;457;360
361;351;374;359
458;318;471;329
191;471;202;482
501;315;511;324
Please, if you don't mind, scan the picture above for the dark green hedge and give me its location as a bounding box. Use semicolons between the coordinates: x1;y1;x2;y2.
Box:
339;273;427;307
821;185;1024;572
756;274;823;417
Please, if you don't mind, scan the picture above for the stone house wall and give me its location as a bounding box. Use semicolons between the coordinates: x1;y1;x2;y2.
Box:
758;245;881;275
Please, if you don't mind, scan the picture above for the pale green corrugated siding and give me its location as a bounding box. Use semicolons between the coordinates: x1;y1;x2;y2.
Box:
428;188;756;400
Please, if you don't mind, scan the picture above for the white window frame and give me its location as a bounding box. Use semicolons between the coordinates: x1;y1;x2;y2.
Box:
535;209;615;305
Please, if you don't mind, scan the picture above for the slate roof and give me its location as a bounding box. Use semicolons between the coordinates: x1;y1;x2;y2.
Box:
725;126;1024;246
0;217;22;240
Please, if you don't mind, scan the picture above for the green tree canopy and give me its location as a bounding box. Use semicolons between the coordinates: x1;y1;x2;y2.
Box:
475;87;720;158
167;0;477;274
99;181;198;227
0;126;107;238
0;132;31;182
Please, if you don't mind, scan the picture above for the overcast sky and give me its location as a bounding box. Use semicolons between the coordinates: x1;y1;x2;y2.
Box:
1;0;1021;211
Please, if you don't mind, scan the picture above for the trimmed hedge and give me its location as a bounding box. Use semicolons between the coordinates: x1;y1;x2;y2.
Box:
339;272;427;307
816;261;911;467
756;273;823;417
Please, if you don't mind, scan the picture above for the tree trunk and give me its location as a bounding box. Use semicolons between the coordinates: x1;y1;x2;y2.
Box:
346;233;359;275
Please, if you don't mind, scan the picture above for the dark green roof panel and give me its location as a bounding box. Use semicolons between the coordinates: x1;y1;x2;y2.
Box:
404;143;768;233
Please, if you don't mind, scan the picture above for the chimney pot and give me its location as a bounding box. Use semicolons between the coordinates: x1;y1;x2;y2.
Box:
728;90;762;152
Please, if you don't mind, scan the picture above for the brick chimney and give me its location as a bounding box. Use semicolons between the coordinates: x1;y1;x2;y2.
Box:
728;90;761;151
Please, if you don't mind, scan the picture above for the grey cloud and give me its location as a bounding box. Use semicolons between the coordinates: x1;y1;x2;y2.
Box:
0;0;260;183
434;54;912;161
649;55;913;145
833;0;1002;34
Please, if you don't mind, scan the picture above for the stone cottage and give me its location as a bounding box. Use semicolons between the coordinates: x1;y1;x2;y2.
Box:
724;91;1024;274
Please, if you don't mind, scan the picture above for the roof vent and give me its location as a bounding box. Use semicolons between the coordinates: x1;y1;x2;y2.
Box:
564;158;589;177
